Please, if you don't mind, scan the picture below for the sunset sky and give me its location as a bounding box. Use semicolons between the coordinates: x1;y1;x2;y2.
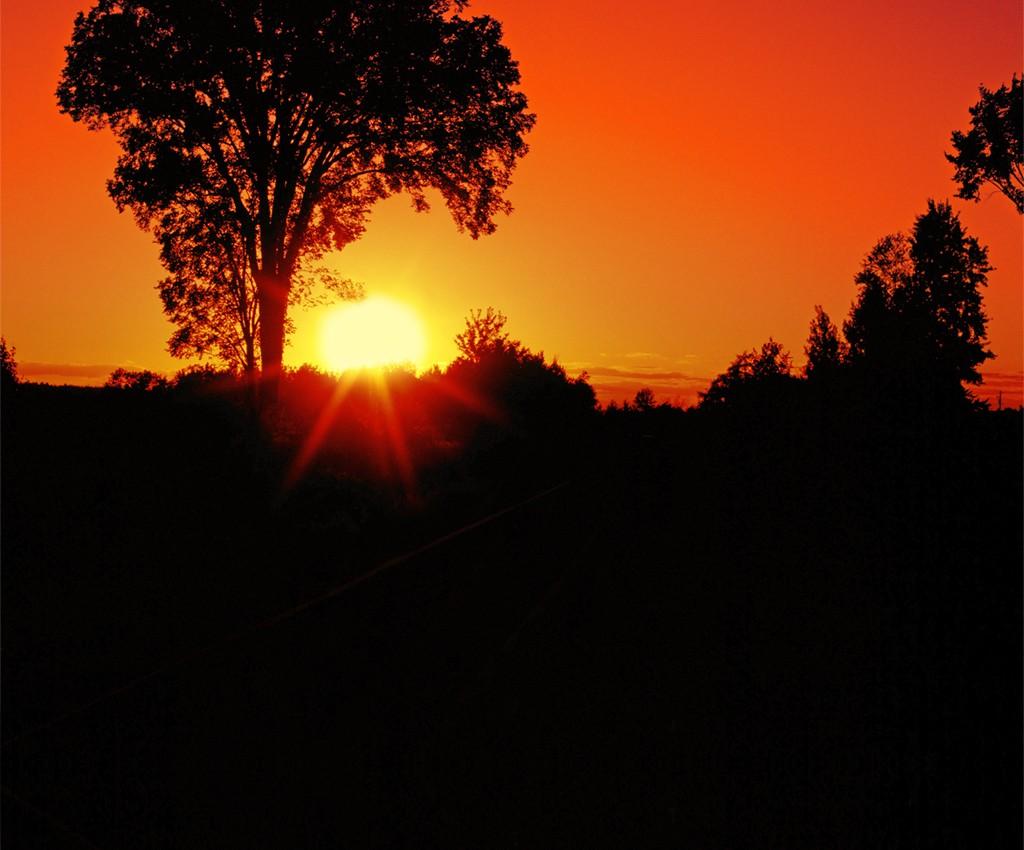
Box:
2;0;1021;406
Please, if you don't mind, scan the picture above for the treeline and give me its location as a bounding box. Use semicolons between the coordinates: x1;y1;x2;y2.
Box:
0;196;1016;521
650;200;996;419
0;190;1013;510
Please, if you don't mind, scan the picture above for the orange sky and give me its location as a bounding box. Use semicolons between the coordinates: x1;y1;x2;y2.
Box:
2;0;1021;406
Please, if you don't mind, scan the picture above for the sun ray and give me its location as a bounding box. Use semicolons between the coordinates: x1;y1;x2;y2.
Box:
371;372;419;502
419;369;506;424
282;370;360;491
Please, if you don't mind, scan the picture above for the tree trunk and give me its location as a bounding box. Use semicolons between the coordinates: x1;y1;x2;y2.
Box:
257;271;289;404
243;329;257;376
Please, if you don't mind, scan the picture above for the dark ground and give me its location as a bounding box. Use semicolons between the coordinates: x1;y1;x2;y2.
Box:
2;384;1021;848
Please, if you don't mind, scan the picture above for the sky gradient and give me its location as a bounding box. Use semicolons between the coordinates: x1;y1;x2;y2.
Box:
2;0;1021;405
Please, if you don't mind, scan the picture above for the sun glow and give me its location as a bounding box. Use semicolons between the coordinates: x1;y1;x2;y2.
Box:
320;296;428;373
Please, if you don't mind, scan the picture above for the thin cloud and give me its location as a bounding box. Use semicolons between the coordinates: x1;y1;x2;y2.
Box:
979;370;1024;389
622;351;697;363
581;365;708;383
19;361;120;378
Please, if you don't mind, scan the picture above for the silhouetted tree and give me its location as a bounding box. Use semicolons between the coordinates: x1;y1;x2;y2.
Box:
804;306;847;378
1;337;19;394
157;216;261;373
105;368;169;391
158;212;363;374
58;1;535;396
453;307;523;363
172;363;239;392
843;233;911;365
844;202;992;396
903;200;992;385
947;75;1023;214
633;387;657;411
445;310;595;444
699;338;793;407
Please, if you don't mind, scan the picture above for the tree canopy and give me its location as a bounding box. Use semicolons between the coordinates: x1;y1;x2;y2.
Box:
58;0;535;391
803;306;846;379
699;338;793;407
105;367;170;391
844;200;992;392
1;338;19;394
843;232;912;365
946;75;1023;214
453;307;522;363
904;200;992;384
445;309;596;432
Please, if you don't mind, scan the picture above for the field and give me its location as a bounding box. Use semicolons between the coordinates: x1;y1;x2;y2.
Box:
3;378;1020;847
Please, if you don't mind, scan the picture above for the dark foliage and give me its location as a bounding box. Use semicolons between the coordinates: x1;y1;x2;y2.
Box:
843;232;909;363
698;337;795;408
632;386;657;411
157;211;365;373
843;201;992;409
453;307;521;362
905;200;993;385
947;75;1023;214
803;305;847;378
104;367;170;391
1;337;19;395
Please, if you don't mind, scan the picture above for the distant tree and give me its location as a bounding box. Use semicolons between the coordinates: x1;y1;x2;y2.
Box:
172;363;238;393
58;0;535;397
803;306;847;378
844;201;992;393
633;387;657;411
105;368;169;391
453;308;523;363
946;75;1023;214
445;310;595;435
699;338;793;407
1;337;19;393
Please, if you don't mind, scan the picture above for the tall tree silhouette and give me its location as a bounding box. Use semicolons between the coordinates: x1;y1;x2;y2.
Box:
803;306;847;378
903;200;992;385
58;0;534;397
844;202;992;394
946;75;1023;214
843;233;912;365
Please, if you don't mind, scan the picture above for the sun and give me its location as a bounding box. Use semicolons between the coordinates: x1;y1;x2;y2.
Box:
320;296;428;373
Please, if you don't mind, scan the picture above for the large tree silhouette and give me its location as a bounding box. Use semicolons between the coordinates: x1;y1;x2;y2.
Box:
844;201;992;393
58;0;534;396
946;75;1023;214
903;200;992;385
